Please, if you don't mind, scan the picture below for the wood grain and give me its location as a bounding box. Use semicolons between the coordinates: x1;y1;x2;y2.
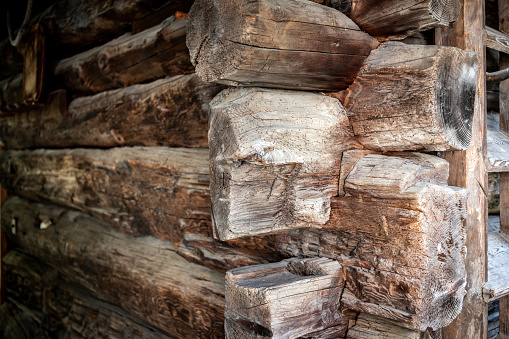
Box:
54;17;193;94
1;197;226;339
435;0;488;336
0;74;222;149
487;130;509;172
338;0;461;40
209;87;358;240
3;250;175;339
483;233;509;302
187;0;379;91
339;42;478;152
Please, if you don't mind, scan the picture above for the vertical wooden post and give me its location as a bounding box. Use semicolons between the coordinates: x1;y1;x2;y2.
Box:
435;0;488;338
497;2;509;338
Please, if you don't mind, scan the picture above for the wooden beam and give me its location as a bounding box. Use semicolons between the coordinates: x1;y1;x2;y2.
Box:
0;75;221;149
435;0;488;337
2;250;175;339
1;197;226;339
54;17;193;94
337;0;462;40
338;42;478;152
22;23;45;103
209;87;358;240
498;2;509;338
186;0;379;91
485;27;509;55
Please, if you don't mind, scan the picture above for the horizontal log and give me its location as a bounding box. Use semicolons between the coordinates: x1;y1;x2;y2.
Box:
225;257;345;338
275;151;468;331
187;0;379;91
0;74;222;149
0;148;467;330
338;42;478;151
209;87;359;240
0;147;210;241
3;250;174;339
346;314;439;339
54;17;194;94
337;0;461;39
0;302;47;339
1;197;226;338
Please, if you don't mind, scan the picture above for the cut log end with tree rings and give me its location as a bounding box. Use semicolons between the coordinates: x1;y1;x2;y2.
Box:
340;42;477;152
187;0;379;91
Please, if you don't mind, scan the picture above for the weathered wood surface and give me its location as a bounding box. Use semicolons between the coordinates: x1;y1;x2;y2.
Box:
218;150;468;331
337;0;461;40
225;257;345;338
0;74;23;110
187;0;379;91
346;314;439;339
3;0;192;54
483;233;509;302
486;26;509;55
209;87;358;240
435;0;488;336
0;147;211;241
0;302;51;339
487;130;509;172
338;42;477;152
3;250;175;339
318;151;467;331
0;74;221;149
54;17;193;94
1;197;226;339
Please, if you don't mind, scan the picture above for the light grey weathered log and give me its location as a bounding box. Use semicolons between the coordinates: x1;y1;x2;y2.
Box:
187;0;379;91
338;42;477;151
225;257;344;338
209;87;359;240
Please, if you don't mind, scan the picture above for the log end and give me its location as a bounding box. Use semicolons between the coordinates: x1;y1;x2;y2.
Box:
429;0;462;26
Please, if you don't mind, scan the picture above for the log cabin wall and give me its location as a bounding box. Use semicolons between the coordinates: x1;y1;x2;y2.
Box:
0;0;492;338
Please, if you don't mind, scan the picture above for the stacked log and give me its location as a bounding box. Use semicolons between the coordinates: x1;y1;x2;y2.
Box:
0;0;477;337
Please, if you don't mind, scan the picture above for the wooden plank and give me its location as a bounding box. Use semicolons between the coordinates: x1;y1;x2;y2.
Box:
487;130;509;172
485;27;509;55
0;75;221;149
2;250;174;339
338;0;461;40
435;0;488;337
1;197;226;339
483;233;509;301
54;17;193;94
338;42;477;152
187;0;379;91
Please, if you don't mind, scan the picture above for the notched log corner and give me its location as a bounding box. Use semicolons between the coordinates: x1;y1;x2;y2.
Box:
186;0;379;91
209;87;359;240
333;150;468;331
225;257;345;338
338;42;477;152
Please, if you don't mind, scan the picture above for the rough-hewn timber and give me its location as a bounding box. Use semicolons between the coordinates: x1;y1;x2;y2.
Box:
2;250;175;339
0;147;211;241
187;0;379;91
435;0;488;337
1;197;226;339
337;0;462;39
225;257;344;338
54;17;193;94
209;87;359;240
338;42;477;152
0;74;221;149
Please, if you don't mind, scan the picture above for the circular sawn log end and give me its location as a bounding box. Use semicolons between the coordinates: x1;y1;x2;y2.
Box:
429;0;462;26
435;47;477;151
